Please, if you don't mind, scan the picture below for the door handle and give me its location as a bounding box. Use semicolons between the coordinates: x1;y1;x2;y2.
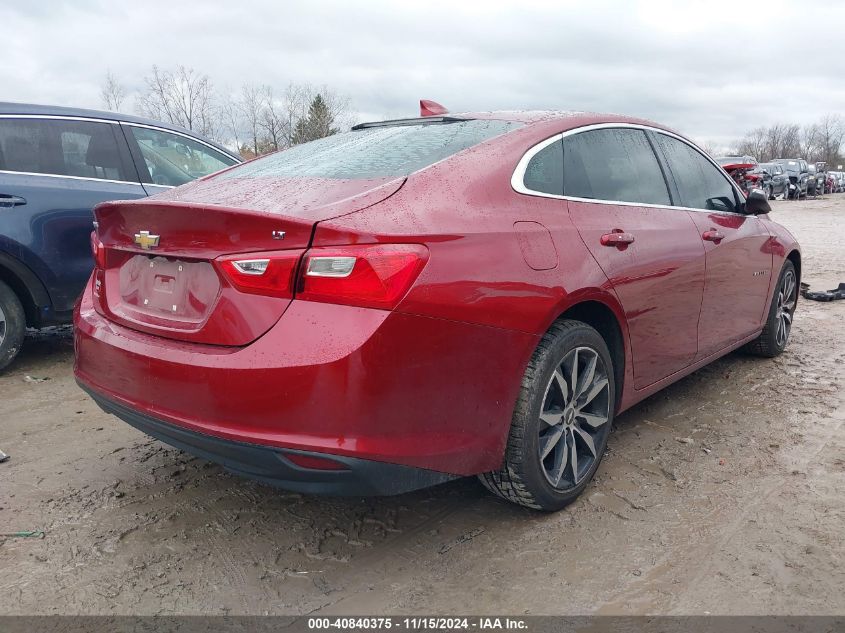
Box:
0;194;27;207
600;231;635;247
702;229;725;242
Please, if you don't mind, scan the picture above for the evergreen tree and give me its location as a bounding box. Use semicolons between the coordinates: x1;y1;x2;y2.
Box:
291;94;339;144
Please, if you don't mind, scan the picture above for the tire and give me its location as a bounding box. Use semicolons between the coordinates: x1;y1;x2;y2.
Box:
0;279;26;372
744;261;797;358
479;320;615;511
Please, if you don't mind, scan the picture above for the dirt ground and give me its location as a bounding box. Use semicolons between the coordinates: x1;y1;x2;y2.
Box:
1;198;843;616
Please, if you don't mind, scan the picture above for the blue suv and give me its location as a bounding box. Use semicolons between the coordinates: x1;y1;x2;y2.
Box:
0;103;240;370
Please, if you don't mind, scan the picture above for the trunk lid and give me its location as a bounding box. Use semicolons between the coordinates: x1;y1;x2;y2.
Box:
92;176;404;346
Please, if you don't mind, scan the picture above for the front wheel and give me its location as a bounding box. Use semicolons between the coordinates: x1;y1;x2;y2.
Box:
479;320;615;511
0;279;26;372
744;261;797;357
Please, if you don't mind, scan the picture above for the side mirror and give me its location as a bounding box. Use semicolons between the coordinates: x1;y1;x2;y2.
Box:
745;188;771;215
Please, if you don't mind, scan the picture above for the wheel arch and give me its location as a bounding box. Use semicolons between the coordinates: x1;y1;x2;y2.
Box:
786;249;801;285
0;253;51;327
550;296;628;413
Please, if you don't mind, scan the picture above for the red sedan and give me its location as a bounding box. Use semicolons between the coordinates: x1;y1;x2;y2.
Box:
74;109;800;511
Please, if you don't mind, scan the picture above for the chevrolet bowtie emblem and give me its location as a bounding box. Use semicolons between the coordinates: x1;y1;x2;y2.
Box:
134;230;160;250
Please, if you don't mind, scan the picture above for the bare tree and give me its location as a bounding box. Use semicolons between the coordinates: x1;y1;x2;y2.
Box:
733;117;845;165
731;122;804;162
219;94;243;156
211;80;354;156
258;85;286;152
239;84;264;157
137;65;218;139
698;140;720;157
101;70;126;112
799;123;821;161
814;114;845;165
778;124;801;159
734;126;767;160
763;123;799;161
280;83;313;147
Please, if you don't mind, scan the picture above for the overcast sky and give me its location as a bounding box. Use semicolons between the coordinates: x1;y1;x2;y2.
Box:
4;0;844;150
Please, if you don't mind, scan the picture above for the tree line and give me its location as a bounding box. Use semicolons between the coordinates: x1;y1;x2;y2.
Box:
732;115;845;166
101;66;352;158
106;68;845;167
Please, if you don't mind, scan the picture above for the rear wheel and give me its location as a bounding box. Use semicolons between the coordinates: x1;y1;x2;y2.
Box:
0;280;26;372
479;320;615;511
744;261;797;357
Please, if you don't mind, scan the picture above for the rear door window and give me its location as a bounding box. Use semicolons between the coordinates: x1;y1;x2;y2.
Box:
653;133;740;213
521;139;563;195
0;118;132;182
126;126;237;186
562;128;671;205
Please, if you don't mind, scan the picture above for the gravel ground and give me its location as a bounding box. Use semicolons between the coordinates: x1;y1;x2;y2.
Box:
1;198;843;615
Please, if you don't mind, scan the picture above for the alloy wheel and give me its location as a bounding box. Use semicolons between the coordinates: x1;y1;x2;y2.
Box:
0;303;6;346
775;269;797;348
538;346;611;490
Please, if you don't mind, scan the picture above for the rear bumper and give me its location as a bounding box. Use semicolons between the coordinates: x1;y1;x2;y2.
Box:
81;382;455;495
74;281;534;478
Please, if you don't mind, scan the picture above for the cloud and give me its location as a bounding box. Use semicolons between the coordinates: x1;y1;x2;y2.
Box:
3;0;844;150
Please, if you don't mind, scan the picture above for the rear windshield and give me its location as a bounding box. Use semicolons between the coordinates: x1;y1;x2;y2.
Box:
221;119;521;180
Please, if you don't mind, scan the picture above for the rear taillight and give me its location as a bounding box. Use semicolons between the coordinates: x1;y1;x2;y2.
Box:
214;244;428;309
216;250;304;299
298;244;428;310
90;231;106;269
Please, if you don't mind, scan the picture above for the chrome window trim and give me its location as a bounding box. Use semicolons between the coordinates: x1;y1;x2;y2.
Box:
0;115;138;185
510;133;565;200
0;114;233;187
0;114;237;161
511;122;748;216
0;169;143;187
561;194;749;218
0;114;119;124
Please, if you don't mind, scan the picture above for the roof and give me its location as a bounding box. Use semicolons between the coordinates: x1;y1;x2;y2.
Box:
454;110;590;122
0;101;237;158
353;110;686;143
461;109;690;144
